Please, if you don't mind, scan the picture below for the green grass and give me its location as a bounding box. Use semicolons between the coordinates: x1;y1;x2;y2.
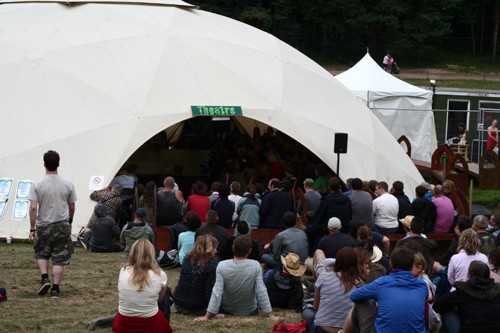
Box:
0;243;300;333
426;55;500;73
1;184;497;333
403;78;500;90
471;188;500;214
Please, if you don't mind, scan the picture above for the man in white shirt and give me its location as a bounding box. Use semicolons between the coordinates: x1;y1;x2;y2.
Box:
372;181;399;234
382;53;390;72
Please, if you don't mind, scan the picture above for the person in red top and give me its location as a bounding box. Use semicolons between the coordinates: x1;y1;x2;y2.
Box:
186;181;210;224
486;119;498;152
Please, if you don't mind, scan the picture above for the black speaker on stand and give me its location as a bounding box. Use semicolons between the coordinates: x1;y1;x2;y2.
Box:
334;133;348;176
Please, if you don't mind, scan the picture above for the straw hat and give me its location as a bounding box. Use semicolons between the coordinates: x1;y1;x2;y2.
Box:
399;215;415;229
280;253;307;277
371;246;383;263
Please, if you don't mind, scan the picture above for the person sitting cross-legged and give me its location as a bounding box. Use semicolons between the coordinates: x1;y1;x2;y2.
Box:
81;203;122;252
264;253;306;311
167;211;191;251
307;177;352;251
90;184;123;223
396;216;438;275
350;246;429;333
112;238;172;333
193;235;281;322
448;229;489;287
432;185;454;234
489;214;500;245
434;260;500;333
302;247;365;333
372;181;399;235
262;212;308;268
224;221;260;261
195;210;229;259
120;208;155;258
210;183;235;229
317;217;357;259
178;214;202;265
472;215;497;255
173;234;220;315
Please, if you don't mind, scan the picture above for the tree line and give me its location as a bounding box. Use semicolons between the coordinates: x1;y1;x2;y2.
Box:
190;0;500;66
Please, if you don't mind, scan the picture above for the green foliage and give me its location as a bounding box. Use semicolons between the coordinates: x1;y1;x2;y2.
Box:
239;5;272;30
186;0;500;66
472;188;500;214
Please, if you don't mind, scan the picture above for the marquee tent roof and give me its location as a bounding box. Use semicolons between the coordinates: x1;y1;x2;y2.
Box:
0;0;424;239
336;53;437;161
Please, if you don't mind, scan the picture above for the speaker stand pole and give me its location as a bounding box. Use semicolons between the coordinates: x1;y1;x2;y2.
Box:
336;153;340;177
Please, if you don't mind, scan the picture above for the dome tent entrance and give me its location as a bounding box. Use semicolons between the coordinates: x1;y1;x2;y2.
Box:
336;53;438;162
0;0;424;240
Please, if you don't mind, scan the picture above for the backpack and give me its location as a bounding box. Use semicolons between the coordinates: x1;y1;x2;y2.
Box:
157;249;180;269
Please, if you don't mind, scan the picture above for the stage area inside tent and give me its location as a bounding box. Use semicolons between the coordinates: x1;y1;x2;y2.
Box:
120;116;336;197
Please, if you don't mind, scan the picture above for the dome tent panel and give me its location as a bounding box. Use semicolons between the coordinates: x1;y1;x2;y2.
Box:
0;1;423;239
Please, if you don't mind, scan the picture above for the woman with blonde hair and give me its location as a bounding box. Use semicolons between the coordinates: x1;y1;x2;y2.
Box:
442;180;456;196
112;238;172;333
448;229;488;286
173;234;219;315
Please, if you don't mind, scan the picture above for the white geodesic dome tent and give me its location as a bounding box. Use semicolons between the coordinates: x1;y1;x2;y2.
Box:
336;53;438;162
0;0;424;240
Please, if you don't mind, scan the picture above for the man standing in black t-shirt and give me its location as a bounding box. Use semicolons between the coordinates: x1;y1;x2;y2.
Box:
156;176;184;227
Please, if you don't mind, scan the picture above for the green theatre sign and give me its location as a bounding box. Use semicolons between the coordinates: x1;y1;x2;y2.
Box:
191;105;243;116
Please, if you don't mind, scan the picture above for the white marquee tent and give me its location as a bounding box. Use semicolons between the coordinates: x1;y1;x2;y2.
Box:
336;53;437;162
0;0;424;240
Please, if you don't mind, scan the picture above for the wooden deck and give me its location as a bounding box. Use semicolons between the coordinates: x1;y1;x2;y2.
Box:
455;162;479;179
412;158;433;176
413;158;479;180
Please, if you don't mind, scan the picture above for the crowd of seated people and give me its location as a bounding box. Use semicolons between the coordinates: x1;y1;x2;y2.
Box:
91;127;500;332
106;171;500;333
106;196;500;333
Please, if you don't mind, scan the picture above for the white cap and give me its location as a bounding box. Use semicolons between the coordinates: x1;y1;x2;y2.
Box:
327;217;342;231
